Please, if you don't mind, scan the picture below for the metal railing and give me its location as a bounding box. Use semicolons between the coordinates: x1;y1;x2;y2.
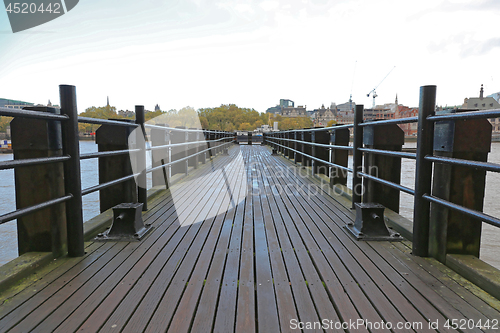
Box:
265;85;500;262
0;85;235;258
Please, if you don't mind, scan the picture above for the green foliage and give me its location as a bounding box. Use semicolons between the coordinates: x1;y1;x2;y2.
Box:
147;107;199;128
327;119;337;127
269;114;313;130
78;105;118;133
198;104;266;131
0;117;12;133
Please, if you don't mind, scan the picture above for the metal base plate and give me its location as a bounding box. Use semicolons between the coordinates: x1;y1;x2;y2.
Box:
94;224;153;242
344;223;403;241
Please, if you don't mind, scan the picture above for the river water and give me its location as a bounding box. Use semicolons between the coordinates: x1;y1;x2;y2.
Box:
0;142;499;270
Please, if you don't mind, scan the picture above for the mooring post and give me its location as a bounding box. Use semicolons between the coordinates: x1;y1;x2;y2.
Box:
11;106;67;257
429;113;492;263
363;124;404;213
60;84;85;257
330;127;349;187
151;124;169;189
413;85;437;257
96;120;137;213
352;105;364;209
135;106;148;211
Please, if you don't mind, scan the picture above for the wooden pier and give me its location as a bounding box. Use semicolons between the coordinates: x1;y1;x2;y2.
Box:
1;145;499;332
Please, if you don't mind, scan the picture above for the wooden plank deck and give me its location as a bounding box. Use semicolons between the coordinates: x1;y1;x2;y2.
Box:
1;145;499;333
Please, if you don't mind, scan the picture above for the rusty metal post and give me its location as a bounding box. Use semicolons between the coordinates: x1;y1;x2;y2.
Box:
11;106;67;257
60;86;85;257
362;124;404;213
352;105;364;209
96;120;137;213
413;85;437;257
151;125;169;189
330;127;349;186
429;115;492;263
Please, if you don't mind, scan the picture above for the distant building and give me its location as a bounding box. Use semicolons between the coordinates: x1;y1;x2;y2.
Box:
266;99;307;117
335;101;356;125
313;104;336;126
265;105;281;114
280;99;294;108
118;110;135;117
281;105;307;117
154;104;161;111
0;98;34;109
462;85;500;134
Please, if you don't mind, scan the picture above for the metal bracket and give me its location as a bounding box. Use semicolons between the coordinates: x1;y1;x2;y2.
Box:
95;203;153;242
345;203;403;241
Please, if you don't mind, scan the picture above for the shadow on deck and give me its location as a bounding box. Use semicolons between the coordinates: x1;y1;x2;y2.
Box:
0;145;499;333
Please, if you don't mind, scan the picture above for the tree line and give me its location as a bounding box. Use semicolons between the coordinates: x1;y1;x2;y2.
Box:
0;104;313;134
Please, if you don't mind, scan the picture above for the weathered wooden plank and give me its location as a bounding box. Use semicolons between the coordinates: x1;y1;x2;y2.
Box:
235;148;256;333
0;242;103;316
256;153;344;333
0;242;125;333
268;148;490;332
252;156;281;333
87;154;242;333
57;152;233;333
258;167;324;332
167;155;246;333
254;155;299;333
140;156;243;333
391;241;500;321
191;154;247;333
212;155;247;333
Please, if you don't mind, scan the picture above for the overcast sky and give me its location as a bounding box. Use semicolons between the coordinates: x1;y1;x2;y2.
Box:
1;0;499;113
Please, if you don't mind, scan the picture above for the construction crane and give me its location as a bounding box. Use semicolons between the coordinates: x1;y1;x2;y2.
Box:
367;66;395;109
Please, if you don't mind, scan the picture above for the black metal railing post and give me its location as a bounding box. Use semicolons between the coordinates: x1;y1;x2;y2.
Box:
330;127;349;187
135;105;148;211
352;105;364;209
60;85;85;257
412;85;437;257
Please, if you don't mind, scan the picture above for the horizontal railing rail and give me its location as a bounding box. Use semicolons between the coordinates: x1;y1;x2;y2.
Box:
0;85;236;259
264;139;352;173
265;86;500;265
0;195;73;225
